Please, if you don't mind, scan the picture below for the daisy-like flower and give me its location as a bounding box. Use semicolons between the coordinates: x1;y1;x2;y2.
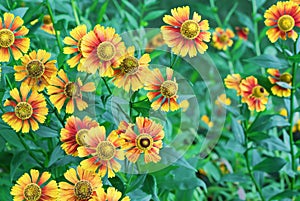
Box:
90;187;130;201
14;49;57;91
267;68;292;97
47;69;96;114
81;25;126;76
161;6;211;57
235;27;249;40
212;28;235;50
11;169;58;201
224;74;242;95
0;12;30;62
215;94;231;107
279;108;288;117
292;119;300;133
145;67;181;112
59;166;102;201
291;0;300;4
63;24;87;69
115;120;133;135
2;84;48;133
264;1;300;43
41;15;55;35
201;115;213;128
120;117;164;163
145;33;165;53
78;126;124;178
112;46;151;92
240;76;269;112
60;116;99;156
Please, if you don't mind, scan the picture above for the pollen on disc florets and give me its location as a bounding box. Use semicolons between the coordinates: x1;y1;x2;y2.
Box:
74;180;93;200
26;60;45;78
120;56;139;75
180;20;200;40
23;183;42;201
96;141;116;160
160;80;178;98
76;129;88;146
15;102;33;120
0;29;15;48
97;41;116;61
136;133;153;151
277;15;295;32
64;82;79;98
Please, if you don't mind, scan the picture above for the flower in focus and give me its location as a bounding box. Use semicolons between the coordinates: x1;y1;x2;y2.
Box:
0;12;30;62
120;117;164;163
240;76;269;112
201;115;213;128
47;69;96;114
78;126;124;178
11;169;58;201
63;24;87;69
161;6;211;57
81;25;126;76
212;28;235;50
14;49;57;91
145;33;165;53
59;166;102;201
264;1;300;43
267;68;292;97
2;84;48;133
215;94;231;107
112;46;151;92
41;15;55;35
60;116;99;156
90;187;130;201
279;108;288;117
235;27;249;40
224;74;242;95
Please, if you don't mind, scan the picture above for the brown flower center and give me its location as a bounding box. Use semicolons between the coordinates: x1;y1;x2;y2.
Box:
0;29;15;48
15;102;33;120
278;15;295;32
120;56;139;74
97;41;116;61
23;183;42;201
26;60;45;78
252;86;265;98
77;38;83;53
279;72;292;84
160;80;178;98
180;20;200;40
74;180;93;200
136;133;153;151
43;15;52;25
219;33;229;43
64;82;79;98
76;129;88;146
96;141;116;160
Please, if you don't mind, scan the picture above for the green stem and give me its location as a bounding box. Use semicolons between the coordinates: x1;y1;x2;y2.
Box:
71;0;80;26
102;77;112;95
5;75;13;89
225;50;234;74
43;92;64;126
6;0;11;10
209;0;222;27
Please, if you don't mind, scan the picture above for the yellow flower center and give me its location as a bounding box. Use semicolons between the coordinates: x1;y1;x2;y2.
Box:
160;80;178;98
180;20;200;40
64;82;79;98
136;133;153;151
74;180;93;200
23;183;42;201
43;15;52;25
0;29;15;48
76;129;88;146
15;102;33;120
120;56;139;74
219;33;229;43
278;15;295;32
77;38;83;53
252;86;265;98
96;141;116;160
279;72;292;83
26;60;45;78
97;41;116;61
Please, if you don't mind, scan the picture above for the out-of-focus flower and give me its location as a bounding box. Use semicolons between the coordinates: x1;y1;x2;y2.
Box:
145;33;165;53
264;1;300;43
90;187;130;201
41;15;55;35
224;74;242;95
292;119;300;133
235;27;249;40
219;162;230;174
215;94;231;107
201;115;213;128
161;6;211;57
291;0;300;4
14;49;57;91
179;99;189;112
267;68;292;97
279;108;288;117
0;12;30;62
212;27;235;50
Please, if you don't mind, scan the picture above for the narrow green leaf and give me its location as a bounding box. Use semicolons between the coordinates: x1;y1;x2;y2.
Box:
144;10;166;21
270;190;300;200
231;115;245;144
245;55;289;69
220;173;250;183
35;126;58;138
253;157;286;173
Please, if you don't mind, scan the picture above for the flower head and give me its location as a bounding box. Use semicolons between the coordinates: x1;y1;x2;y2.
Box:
14;49;57;91
90;187;130;201
11;169;58;201
212;28;235;50
279;108;288;117
235;27;249;40
120;117;164;164
145;33;165;53
264;1;300;43
267;68;292;97
161;6;211;57
224;74;242;95
41;15;55;35
2;84;48;133
60;116;99;156
0;12;30;62
201;115;213;128
215;94;231;107
47;69;96;114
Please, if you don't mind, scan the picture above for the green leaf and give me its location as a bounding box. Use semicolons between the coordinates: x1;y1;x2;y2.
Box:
123;0;140;16
269;190;300;200
253;157;286;173
236;12;254;32
245;55;289;69
256;0;266;9
35;126;58;138
220;173;250;183
287;54;300;62
11;7;29;18
276;81;292;89
144;10;166;21
126;174;147;193
231;115;245;144
125;12;138;28
224;2;238;26
10;151;29;181
142;175;159;201
47;145;64;167
249;134;289;152
109;175;125;193
248;115;290;133
128;189;152;201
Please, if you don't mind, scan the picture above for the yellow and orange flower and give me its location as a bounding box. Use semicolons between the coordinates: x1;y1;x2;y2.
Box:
240;76;269;112
201;115;213;128
90;187;130;201
267;68;292;97
279;108;288;117
41;15;55;35
292;119;300;133
81;25;126;76
212;28;235;50
264;1;300;43
235;27;249;40
115;120;134;135
59;166;102;201
161;6;211;57
14;49;57;91
78;126;124;178
47;69;96;114
145;67;181;112
215;94;231;107
63;24;87;69
60;116;99;156
291;0;300;4
2;84;48;133
145;33;165;53
112;46;151;92
0;12;30;62
120;117;164;163
224;74;242;95
11;169;58;201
